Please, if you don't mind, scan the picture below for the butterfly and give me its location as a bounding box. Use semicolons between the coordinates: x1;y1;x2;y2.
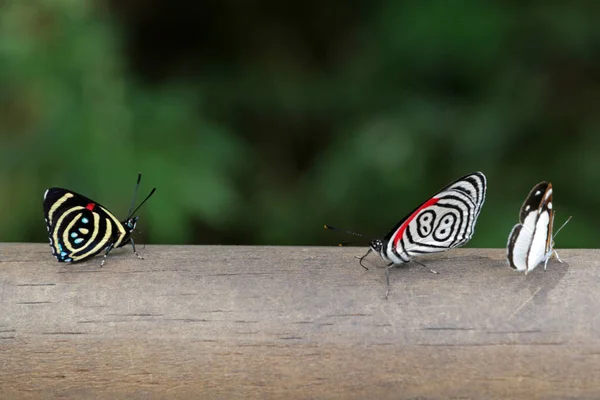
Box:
506;181;570;274
327;172;487;297
43;173;156;266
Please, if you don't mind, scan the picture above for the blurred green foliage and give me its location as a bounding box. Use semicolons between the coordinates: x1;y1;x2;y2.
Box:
0;1;598;248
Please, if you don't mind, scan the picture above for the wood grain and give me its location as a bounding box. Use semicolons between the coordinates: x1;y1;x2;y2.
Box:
1;244;599;399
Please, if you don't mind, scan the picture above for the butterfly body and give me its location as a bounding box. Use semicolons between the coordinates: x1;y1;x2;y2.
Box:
507;182;563;274
370;172;487;266
43;174;154;265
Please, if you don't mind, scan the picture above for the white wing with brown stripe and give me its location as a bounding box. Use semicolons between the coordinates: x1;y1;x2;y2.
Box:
507;182;569;274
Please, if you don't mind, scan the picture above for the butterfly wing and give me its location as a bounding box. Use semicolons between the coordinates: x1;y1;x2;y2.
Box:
507;182;553;272
381;172;487;264
43;188;129;263
507;182;547;271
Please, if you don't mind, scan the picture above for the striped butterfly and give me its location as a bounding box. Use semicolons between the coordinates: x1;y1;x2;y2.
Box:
328;172;487;297
506;182;570;274
43;173;156;266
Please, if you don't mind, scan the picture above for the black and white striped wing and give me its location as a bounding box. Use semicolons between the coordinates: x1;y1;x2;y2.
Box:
43;188;128;263
507;182;554;273
382;172;487;264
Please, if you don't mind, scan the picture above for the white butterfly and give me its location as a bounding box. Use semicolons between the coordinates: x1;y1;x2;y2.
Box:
507;182;570;274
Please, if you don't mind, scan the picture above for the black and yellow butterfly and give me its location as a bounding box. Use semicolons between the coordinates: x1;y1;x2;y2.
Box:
43;173;156;266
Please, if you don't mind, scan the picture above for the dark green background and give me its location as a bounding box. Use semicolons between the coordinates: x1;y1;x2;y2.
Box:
1;1;598;248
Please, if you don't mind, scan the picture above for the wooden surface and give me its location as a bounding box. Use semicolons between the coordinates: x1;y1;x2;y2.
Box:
1;244;599;399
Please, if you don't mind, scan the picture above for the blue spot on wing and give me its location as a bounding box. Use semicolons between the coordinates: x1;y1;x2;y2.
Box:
82;217;89;224
74;238;84;244
71;232;77;238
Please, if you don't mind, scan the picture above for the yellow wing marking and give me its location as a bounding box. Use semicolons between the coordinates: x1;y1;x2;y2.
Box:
52;206;84;253
71;212;111;261
48;193;74;223
100;206;127;247
62;212;83;252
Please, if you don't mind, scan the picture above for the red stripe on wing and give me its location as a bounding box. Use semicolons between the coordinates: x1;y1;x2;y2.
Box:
392;198;439;248
85;203;96;211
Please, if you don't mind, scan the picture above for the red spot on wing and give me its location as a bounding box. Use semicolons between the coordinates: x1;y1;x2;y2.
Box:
85;203;96;211
392;198;439;248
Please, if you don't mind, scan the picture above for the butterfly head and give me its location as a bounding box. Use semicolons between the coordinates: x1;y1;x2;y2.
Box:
370;239;384;254
125;216;140;232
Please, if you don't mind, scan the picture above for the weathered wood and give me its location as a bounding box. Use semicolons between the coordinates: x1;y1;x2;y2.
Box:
1;244;599;399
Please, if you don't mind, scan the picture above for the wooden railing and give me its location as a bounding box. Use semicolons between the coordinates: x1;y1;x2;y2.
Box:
1;244;598;399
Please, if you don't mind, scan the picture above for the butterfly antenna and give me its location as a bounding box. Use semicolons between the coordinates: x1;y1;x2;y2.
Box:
553;215;572;239
324;225;366;238
325;225;363;248
325;225;370;270
128;188;156;218
127;173;142;218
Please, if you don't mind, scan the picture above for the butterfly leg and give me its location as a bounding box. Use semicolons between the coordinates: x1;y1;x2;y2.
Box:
130;237;144;260
554;250;563;263
385;263;394;299
412;260;439;275
100;242;115;267
543;249;562;271
354;248;372;270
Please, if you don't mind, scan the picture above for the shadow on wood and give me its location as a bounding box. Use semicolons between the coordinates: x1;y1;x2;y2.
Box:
1;244;599;399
